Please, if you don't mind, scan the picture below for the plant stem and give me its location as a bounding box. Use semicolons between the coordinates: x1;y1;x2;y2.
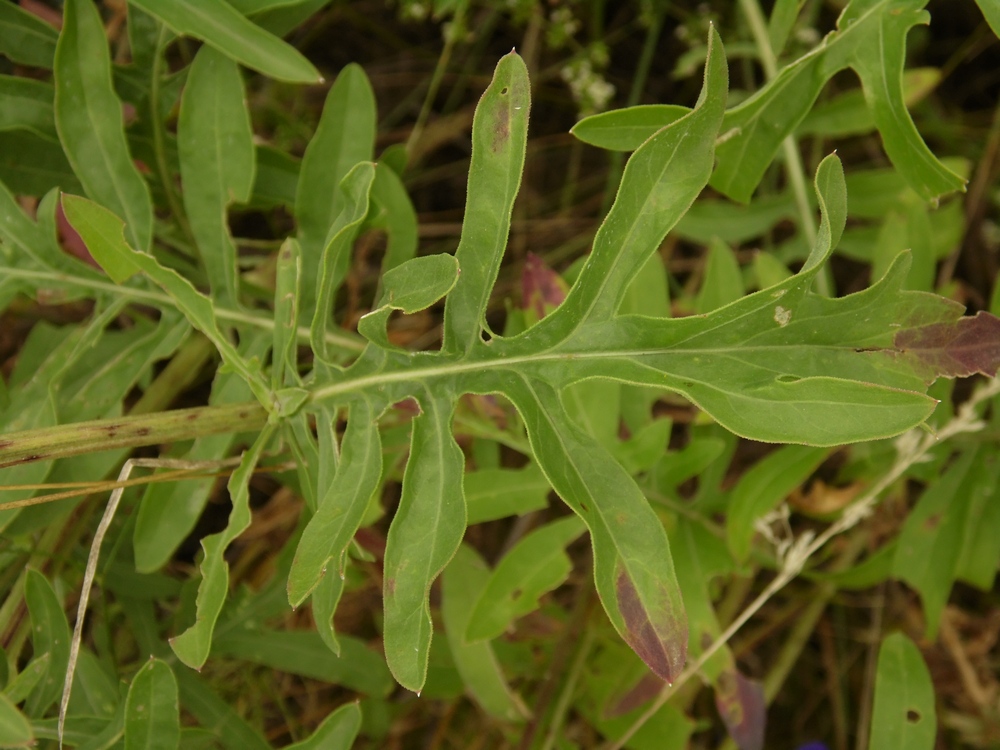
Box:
0;403;268;469
3;266;366;354
738;0;830;296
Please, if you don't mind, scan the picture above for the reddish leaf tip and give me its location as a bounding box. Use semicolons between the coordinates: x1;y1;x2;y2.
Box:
894;311;1000;379
615;570;687;683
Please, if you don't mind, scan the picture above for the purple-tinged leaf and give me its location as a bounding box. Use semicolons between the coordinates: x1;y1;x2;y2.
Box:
894;311;1000;380
605;672;663;719
615;568;687;683
521;252;568;325
715;667;766;750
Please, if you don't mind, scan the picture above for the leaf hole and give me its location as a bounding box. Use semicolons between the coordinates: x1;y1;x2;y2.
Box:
500;86;509;95
906;709;921;723
511;588;523;600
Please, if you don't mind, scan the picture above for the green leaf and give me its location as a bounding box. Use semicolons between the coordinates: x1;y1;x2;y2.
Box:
0;1;58;68
127;0;321;83
570;104;691;151
296;64;376;319
0;131;81;197
531;25;726;329
288;399;382;607
768;0;805;57
284;702;362;750
726;445;829;563
869;633;936;750
367;159;419;275
169;426;275;669
272;238;302;390
465;516;585;642
712;0;965;203
0;692;32;747
503;377;687;683
976;0;1000;38
442;50;530;353
174;669;270;750
23;569;71;717
309;162;377;363
0;76;56;139
133;338;263;573
358;254;460;347
55;0;153;252
694;237;744;314
178;44;255;307
124;659;180;750
893;446;999;637
213;631;393;697
464;464;550;524
798;68;940;139
61;194;271;407
442;545;530;722
383;395;466;692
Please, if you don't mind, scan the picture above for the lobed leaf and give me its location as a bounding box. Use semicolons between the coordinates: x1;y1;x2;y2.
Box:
713;0;964;203
127;0;321;83
503;376;687;683
309;162;377;363
55;0;153;252
358;254;460;347
288;398;382;607
61;194;271;407
442;50;530;352
169;426;275;669
178;45;256;307
383;394;466;692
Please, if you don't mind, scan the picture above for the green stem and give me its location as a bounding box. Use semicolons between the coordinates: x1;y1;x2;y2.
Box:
0;403;268;469
2;267;366;354
738;0;831;296
405;2;468;163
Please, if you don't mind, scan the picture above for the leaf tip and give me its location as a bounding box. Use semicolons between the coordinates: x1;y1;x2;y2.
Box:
614;569;687;683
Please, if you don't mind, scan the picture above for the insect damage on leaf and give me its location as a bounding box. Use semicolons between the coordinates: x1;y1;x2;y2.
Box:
894;310;1000;379
615;568;687;683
